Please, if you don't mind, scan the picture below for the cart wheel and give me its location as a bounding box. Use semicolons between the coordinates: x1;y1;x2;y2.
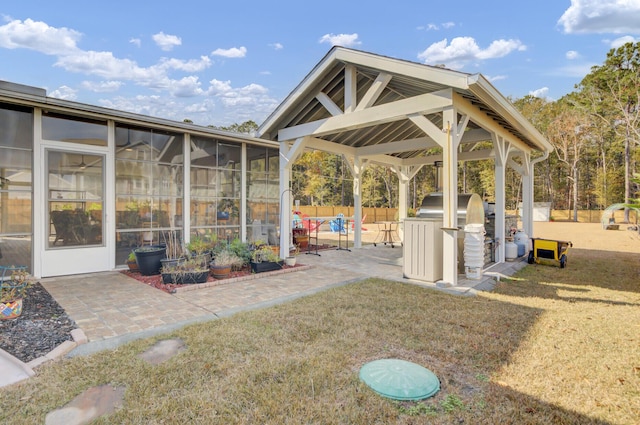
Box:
560;254;567;268
527;251;534;264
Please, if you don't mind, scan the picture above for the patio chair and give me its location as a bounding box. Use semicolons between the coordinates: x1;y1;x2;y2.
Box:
300;214;325;232
351;214;368;231
329;213;347;234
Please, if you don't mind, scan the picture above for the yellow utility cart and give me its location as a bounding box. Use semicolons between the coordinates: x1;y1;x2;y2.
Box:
527;238;572;268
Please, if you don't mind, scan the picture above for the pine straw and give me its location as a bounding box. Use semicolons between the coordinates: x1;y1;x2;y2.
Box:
1;247;638;424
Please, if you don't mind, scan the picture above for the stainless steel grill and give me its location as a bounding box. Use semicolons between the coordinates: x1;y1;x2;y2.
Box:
416;193;473;227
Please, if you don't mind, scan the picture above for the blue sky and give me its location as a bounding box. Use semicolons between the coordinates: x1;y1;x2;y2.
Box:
1;0;639;127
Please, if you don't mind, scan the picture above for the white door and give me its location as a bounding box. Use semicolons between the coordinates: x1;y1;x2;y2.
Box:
41;146;110;276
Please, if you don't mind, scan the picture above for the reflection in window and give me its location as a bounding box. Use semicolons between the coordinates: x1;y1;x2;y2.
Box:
42;112;107;146
0;103;33;271
246;147;279;244
115;124;183;265
190;139;242;241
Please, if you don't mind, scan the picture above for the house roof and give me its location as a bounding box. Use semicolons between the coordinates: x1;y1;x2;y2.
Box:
258;47;552;163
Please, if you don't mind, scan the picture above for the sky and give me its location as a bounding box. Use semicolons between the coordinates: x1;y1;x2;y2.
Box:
1;0;640;128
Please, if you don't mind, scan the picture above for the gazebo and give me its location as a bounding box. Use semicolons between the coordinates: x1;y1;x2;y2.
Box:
258;47;553;286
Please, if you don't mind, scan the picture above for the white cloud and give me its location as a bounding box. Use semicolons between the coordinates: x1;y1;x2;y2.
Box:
529;87;549;99
211;46;247;58
129;38;141;48
49;85;77;100
158;56;212;72
417;37;526;69
269;42;283;50
0;18;80;55
0;17;277;126
318;33;361;47
558;0;640;34
418;22;455;31
152;31;181;51
487;74;507;82
81;80;123;92
609;35;638;47
168;76;203;97
55;50;163;81
566;50;580;60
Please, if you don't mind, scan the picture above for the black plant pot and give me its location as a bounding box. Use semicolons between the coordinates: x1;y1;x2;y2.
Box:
162;270;208;284
134;246;166;276
250;261;283;273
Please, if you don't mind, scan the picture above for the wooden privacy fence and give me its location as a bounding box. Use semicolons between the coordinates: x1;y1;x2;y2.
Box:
294;206;398;223
294;207;636;224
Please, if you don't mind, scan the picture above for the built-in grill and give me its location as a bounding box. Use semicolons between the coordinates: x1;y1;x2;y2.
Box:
416;193;474;227
413;192;496;270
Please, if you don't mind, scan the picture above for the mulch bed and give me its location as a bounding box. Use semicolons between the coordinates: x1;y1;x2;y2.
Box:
0;282;77;363
123;243;335;294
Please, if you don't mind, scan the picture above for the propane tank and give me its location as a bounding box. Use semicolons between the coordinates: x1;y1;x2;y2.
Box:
505;240;518;261
513;230;529;257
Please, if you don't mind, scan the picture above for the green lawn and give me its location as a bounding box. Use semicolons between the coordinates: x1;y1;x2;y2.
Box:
1;247;638;424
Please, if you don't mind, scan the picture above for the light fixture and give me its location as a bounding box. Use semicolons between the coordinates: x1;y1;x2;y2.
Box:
79;155;87;170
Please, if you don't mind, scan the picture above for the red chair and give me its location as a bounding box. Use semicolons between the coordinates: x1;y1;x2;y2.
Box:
301;214;325;232
351;214;368;231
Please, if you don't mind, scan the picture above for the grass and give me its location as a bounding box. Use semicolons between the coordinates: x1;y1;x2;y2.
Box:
1;247;639;424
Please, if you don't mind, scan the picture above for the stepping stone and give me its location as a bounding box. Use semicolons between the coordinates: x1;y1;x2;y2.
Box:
45;384;125;425
139;338;186;364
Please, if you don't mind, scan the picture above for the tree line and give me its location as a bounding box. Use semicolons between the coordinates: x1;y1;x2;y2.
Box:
204;42;640;220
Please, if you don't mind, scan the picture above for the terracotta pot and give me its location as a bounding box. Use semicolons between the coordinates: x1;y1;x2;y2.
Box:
126;260;139;272
295;235;309;249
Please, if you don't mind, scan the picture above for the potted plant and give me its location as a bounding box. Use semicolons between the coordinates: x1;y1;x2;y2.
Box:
162;258;209;284
229;237;252;267
292;227;309;249
161;230;185;270
285;246;299;267
250;245;283;273
186;236;212;267
210;248;241;279
134;245;166;276
1;267;32;320
126;251;139;272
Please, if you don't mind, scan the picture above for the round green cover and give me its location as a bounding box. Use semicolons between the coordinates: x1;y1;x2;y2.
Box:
359;359;440;401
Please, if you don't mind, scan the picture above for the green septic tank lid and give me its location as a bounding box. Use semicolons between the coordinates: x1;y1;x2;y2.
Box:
359;359;440;401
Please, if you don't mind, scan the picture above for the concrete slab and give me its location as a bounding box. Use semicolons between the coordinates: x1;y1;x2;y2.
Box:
0;347;34;388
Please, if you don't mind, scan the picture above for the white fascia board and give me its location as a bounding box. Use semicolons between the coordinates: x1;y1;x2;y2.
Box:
452;91;533;154
279;89;453;141
356;137;438;157
466;74;553;153
334;48;470;89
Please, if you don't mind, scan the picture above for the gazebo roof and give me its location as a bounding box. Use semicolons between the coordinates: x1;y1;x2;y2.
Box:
258;47;552;163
